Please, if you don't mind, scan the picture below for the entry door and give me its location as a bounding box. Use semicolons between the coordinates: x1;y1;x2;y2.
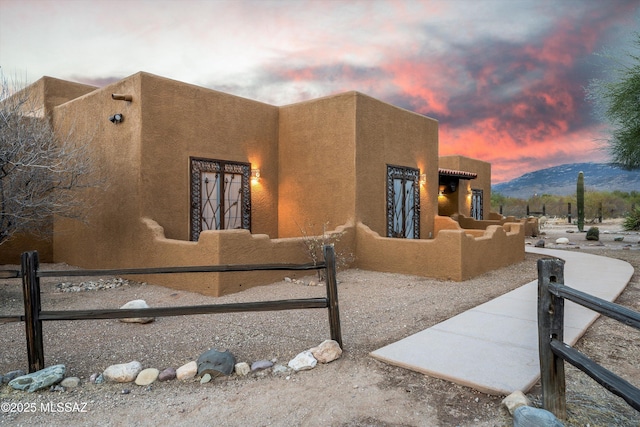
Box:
386;165;420;239
190;158;251;241
471;189;483;220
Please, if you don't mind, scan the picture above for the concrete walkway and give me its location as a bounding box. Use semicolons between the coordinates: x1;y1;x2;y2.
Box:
370;247;634;395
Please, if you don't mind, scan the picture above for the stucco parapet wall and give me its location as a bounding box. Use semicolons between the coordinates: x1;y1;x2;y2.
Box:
128;218;356;296
355;221;524;281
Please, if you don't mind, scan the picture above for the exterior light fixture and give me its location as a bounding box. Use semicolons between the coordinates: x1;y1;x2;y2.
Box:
251;168;261;182
419;174;427;186
109;113;124;124
111;94;132;101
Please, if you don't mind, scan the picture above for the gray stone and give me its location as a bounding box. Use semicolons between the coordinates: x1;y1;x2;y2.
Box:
614;236;624;242
3;370;26;384
9;364;66;393
251;360;274;372
272;364;289;375
50;385;65;392
89;373;99;383
197;349;235;377
200;373;212;384
535;239;545;248
310;340;342;363
513;406;563;427
94;374;105;384
119;299;155;324
103;361;143;383
234;362;250;376
60;377;80;388
288;351;317;371
158;367;176;381
135;368;159;386
176;361;197;380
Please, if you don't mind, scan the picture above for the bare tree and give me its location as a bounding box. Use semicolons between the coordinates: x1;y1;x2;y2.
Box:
0;73;97;246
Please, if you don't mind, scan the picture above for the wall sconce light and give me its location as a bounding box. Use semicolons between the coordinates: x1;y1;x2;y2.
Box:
112;94;133;101
108;113;124;124
438;184;446;196
251;168;261;182
419;174;427;186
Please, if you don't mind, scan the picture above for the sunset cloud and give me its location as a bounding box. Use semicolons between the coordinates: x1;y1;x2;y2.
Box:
1;0;638;182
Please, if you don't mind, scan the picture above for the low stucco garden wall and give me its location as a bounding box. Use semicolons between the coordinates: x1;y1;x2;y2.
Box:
355;221;524;281
127;217;524;296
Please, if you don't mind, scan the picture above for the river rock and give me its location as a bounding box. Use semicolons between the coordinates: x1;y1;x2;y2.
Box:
3;370;26;384
251;360;273;372
135;368;159;386
119;299;155;324
60;377;80;388
158;367;176;381
176;361;197;380
197;349;235;377
310;340;342;363
103;361;143;383
234;362;250;376
555;237;569;244
535;239;545;248
513;405;563;427
9;364;66;392
200;373;212;384
288;351;317;371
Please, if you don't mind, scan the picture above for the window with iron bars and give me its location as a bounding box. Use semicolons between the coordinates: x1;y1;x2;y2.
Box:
386;164;420;239
190;158;251;241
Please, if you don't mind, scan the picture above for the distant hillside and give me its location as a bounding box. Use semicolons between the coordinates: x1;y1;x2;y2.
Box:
492;163;640;198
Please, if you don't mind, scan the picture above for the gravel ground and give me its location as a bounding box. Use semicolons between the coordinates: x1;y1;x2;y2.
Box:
1;219;638;426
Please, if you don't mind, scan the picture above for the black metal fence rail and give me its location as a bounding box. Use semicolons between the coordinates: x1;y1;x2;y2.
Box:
537;258;640;420
2;246;342;373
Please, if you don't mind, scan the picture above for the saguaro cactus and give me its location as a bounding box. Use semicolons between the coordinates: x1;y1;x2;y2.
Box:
577;171;585;232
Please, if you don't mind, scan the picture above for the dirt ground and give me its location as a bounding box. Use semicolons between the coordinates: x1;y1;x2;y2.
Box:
0;219;639;426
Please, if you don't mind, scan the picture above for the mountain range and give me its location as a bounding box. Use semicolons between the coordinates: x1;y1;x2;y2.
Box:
491;162;640;199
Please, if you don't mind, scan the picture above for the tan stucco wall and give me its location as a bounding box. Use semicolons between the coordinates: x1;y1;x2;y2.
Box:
138;73;279;241
278;93;358;238
356;220;524;281
355;94;439;239
53;75;143;267
438;155;491;220
122;218;355;296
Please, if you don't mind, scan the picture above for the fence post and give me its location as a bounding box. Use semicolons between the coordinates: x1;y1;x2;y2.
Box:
323;245;342;348
21;251;45;372
598;202;603;223
537;258;567;420
567;202;572;224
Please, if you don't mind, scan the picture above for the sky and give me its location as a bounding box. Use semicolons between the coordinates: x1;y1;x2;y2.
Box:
1;0;638;183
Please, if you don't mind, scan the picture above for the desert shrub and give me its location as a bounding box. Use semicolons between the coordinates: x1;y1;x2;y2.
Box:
586;227;600;241
298;221;354;281
623;207;640;231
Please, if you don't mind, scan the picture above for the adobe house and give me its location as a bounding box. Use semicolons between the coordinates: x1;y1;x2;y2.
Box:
2;72;524;295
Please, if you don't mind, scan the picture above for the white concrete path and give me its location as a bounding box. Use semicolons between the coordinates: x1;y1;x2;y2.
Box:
370;247;634;395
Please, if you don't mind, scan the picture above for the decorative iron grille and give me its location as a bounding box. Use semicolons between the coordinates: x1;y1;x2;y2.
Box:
386;165;420;239
190;158;251;241
471;189;483;220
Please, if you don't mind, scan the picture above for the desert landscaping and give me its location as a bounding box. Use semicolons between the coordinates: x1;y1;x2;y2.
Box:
1;219;639;426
